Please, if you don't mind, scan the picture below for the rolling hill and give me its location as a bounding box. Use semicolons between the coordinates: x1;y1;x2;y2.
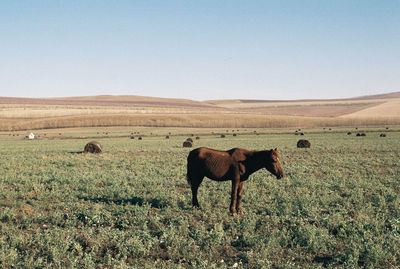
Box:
0;92;399;131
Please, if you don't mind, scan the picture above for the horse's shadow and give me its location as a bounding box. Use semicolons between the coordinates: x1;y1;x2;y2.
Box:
69;151;83;154
79;195;169;208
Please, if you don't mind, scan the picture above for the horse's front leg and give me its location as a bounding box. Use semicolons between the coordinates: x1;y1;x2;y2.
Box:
230;176;240;215
236;181;245;215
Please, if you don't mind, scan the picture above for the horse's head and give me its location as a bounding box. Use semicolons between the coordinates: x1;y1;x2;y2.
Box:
265;148;284;179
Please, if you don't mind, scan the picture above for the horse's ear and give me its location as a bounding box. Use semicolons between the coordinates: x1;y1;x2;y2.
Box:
274;148;277;151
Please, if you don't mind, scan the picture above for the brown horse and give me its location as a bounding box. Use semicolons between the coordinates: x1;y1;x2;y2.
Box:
187;147;284;215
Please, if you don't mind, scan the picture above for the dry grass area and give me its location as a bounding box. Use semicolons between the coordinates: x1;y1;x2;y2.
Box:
0;93;399;131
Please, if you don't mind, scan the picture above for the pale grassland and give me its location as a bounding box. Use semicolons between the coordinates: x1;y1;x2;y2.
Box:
207;99;381;108
340;98;400;118
1;113;400;132
0;105;226;118
1;94;400;131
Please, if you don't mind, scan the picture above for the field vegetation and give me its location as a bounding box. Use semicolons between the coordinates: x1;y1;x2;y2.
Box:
0;127;399;268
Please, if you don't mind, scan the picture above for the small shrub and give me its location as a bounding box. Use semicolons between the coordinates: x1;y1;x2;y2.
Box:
183;141;192;148
83;141;103;153
297;139;311;148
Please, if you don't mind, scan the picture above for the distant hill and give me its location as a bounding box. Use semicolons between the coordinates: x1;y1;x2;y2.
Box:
0;92;399;130
0;95;220;109
205;91;400;104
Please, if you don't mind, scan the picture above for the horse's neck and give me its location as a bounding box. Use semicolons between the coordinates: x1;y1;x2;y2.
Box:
245;151;267;174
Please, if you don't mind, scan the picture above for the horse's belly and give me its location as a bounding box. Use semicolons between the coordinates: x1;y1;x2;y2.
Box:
204;169;233;181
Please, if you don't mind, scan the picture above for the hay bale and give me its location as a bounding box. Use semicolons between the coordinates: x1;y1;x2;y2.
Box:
233;134;237;137
186;138;193;142
380;133;386;137
195;136;200;140
300;133;304;136
347;132;352;135
183;141;193;148
297;139;311;148
361;133;366;136
220;134;225;138
356;133;361;136
165;135;169;139
130;136;135;139
138;136;142;140
84;141;103;153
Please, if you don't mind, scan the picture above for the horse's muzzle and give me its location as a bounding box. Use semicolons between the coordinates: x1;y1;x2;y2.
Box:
276;174;283;179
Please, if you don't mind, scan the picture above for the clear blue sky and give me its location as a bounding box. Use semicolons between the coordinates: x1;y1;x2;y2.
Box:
1;0;399;100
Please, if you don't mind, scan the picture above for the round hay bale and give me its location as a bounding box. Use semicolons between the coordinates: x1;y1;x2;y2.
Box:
297;139;311;148
380;133;386;137
233;134;237;137
300;132;304;136
195;136;200;140
361;133;366;136
186;138;193;142
220;134;226;138
356;133;361;136
165;135;169;139
347;132;352;135
183;141;193;148
84;141;103;153
138;136;142;140
386;127;389;130
130;136;135;139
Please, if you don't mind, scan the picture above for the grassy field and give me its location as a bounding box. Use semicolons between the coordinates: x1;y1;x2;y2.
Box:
0;127;399;268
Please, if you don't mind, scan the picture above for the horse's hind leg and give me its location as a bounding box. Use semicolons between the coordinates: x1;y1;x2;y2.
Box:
190;176;204;208
187;163;204;208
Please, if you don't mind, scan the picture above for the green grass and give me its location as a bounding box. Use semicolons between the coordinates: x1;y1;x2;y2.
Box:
0;129;399;268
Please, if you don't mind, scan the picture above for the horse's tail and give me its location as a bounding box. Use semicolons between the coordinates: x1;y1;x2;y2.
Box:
186;173;191;186
186;160;192;186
